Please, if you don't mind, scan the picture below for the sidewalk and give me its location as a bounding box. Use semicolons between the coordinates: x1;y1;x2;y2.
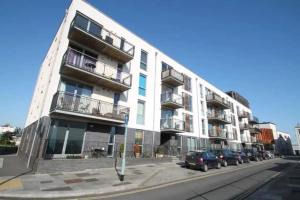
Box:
0;158;277;199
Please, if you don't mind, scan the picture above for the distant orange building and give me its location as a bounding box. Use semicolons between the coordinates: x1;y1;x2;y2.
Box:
257;128;275;145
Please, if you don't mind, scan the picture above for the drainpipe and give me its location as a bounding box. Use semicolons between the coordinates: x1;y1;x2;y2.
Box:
152;51;158;157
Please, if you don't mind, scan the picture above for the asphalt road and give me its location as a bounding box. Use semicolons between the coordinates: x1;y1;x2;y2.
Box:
95;158;295;200
246;157;300;200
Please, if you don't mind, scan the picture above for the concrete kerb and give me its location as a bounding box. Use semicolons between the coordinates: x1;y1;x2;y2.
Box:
0;158;281;199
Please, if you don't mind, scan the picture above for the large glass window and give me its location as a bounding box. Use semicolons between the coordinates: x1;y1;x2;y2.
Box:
140;50;148;70
183;93;193;112
183;113;193;132
65;122;86;154
46;120;68;154
46;120;86;155
184;75;192;92
138;74;147;96
74;14;88;30
137;100;145;125
89;21;102;37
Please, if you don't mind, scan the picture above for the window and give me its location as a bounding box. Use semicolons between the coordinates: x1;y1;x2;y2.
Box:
230;102;234;113
138;74;146;96
89;21;102;37
184;75;192;92
74;14;89;30
137;100;145;125
46;120;85;155
200;84;203;98
183;93;193;111
201;119;206;135
135;130;143;145
200;101;204;116
233;128;238;140
231;115;236;126
183;113;193;132
140;50;148;70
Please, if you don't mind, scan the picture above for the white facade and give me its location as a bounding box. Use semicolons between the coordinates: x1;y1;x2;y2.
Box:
295;124;300;153
277;131;291;141
24;0;255;157
0;124;16;134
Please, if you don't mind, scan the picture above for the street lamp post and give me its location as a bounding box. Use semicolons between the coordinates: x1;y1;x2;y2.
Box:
120;114;129;181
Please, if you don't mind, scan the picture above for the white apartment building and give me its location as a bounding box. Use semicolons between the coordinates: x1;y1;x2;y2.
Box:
295;124;300;155
19;0;256;167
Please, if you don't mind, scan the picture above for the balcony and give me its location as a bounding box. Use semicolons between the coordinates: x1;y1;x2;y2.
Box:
208;128;227;140
249;127;261;134
226;131;234;140
206;93;230;109
160;118;185;133
161;91;183;109
251;136;258;143
207;112;231;124
239;123;249;130
50;92;129;124
241;136;251;143
249;115;259;124
69;13;135;63
238;111;249;119
61;48;131;92
161;68;184;87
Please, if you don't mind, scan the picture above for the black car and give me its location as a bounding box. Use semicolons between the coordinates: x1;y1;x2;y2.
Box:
233;151;250;164
246;150;263;161
185;150;221;172
211;149;239;166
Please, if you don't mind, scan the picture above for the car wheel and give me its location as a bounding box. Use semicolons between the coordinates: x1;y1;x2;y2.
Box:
223;161;228;167
185;161;190;168
216;162;221;169
203;164;208;172
235;160;239;166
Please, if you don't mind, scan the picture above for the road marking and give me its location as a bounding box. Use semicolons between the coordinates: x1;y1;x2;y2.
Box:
0;158;3;168
85;158;281;199
0;178;23;191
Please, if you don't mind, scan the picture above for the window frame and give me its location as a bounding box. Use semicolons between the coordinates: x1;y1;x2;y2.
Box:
140;50;148;70
138;73;147;96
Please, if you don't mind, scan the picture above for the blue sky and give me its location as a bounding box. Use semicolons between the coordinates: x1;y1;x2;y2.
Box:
0;0;299;142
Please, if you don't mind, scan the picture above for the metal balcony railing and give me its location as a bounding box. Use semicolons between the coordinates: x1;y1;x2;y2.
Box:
161;68;184;85
161;91;183;106
50;92;129;122
251;136;257;143
63;48;132;88
206;93;230;109
72;13;135;57
207;112;231;124
208;128;227;139
238;111;249;118
239;123;250;130
160;118;185;132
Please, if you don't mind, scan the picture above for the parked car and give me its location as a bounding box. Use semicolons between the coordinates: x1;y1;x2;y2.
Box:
233;151;250;164
210;149;239;166
185;150;221;172
246;150;263;161
265;151;274;159
259;150;268;160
